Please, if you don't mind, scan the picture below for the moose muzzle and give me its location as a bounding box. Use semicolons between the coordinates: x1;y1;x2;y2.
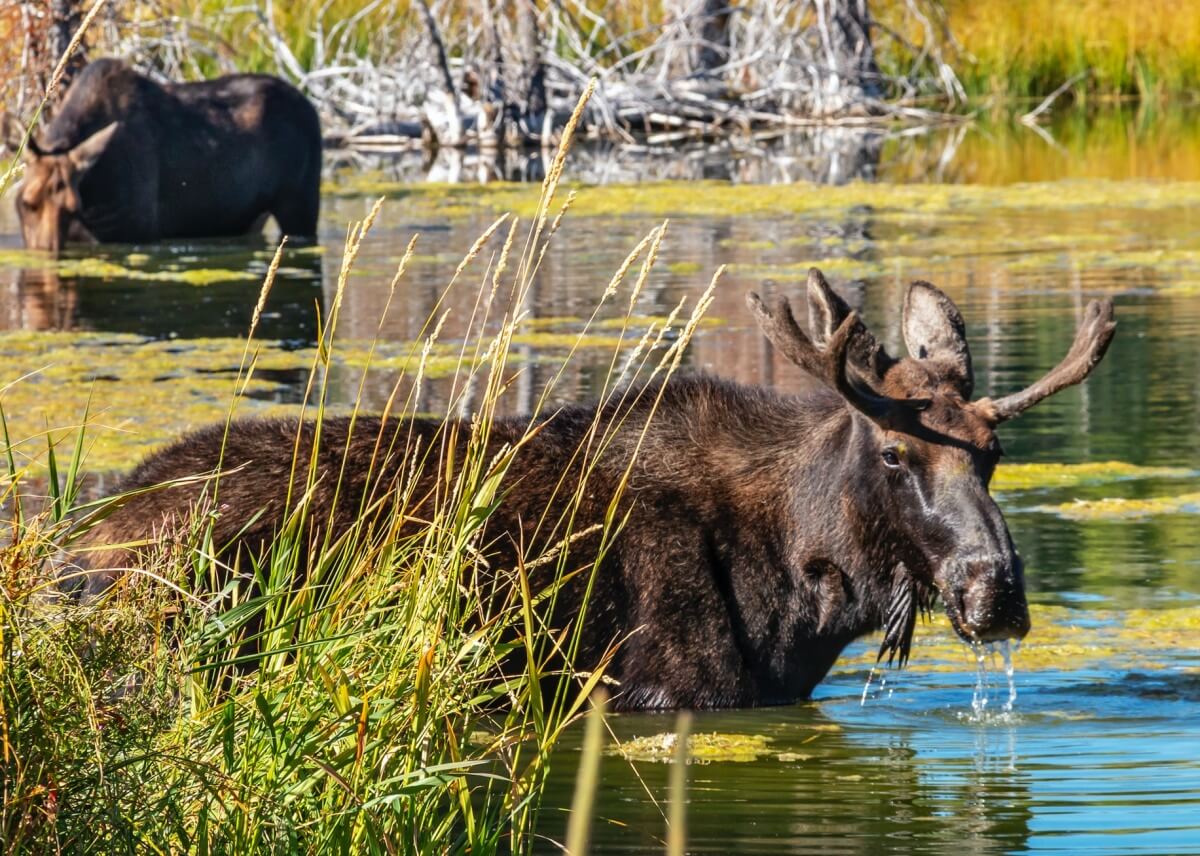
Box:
946;554;1032;642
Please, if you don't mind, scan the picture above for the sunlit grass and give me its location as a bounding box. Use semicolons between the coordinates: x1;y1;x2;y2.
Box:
0;83;715;852
939;0;1200;98
102;0;1200;102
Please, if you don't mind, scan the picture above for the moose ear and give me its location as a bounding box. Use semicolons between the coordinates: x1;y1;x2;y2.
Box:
1;112;31;155
902;281;973;398
68;122;119;173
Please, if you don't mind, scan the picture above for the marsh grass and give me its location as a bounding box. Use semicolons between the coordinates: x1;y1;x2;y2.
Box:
87;0;1200;106
0;84;714;852
941;0;1200;99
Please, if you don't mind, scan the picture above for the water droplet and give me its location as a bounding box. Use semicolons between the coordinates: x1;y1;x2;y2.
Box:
860;667;876;706
1000;639;1018;713
971;642;990;718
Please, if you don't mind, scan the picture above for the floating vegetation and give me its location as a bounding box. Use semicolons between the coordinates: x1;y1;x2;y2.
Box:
508;332;632;350
0;331;465;474
732;258;888;280
0;311;683;473
0;249;262;286
592;314;724;331
718;238;777;251
613;732;774;764
1037;492;1200;520
840;604;1200;676
992;461;1195;492
667;261;702;275
324;179;1200;221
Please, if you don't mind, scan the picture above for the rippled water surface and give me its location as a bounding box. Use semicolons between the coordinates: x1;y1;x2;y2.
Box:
2;109;1198;852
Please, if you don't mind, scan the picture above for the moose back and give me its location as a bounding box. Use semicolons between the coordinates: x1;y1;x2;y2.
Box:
3;58;321;251
70;271;1116;710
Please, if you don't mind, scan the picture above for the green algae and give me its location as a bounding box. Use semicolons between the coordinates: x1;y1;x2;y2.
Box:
0;249;263;286
0;331;473;475
508;332;631;350
992;461;1195;492
733;258;888;280
0;313;685;474
718;238;778;251
613;732;774;764
838;603;1200;676
325;179;1200;221
592;315;724;331
1037;492;1200;520
57;259;261;285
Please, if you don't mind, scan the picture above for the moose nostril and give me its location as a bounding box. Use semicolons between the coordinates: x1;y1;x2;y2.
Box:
957;564;1030;641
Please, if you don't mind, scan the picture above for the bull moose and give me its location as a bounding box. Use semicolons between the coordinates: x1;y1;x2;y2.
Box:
71;270;1116;710
2;58;321;252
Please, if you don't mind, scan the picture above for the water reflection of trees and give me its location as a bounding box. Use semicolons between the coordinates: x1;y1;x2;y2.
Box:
330;126;902;187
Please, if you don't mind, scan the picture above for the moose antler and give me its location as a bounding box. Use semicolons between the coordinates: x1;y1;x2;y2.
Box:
982;297;1117;423
746;291;891;418
805;268;895;382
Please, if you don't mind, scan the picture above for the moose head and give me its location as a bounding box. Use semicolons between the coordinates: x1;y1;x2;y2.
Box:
748;270;1116;661
2;114;119;253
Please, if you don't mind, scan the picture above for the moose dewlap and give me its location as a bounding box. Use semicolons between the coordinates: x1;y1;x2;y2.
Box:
68;269;1116;711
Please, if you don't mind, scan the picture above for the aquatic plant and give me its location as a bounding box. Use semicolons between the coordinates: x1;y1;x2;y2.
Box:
992;461;1195;492
325;178;1200;221
1037;492;1200;520
613;732;775;764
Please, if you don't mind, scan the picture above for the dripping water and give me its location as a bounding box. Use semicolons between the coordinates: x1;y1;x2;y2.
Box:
962;639;1019;723
860;667;897;706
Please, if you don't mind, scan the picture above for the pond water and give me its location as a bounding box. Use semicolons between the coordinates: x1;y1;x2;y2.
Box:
2;108;1199;852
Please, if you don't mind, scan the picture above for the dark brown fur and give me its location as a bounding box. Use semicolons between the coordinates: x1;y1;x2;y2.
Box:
3;58;321;251
71;271;1117;710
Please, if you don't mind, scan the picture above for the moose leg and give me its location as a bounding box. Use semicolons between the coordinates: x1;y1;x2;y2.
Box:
609;531;759;710
270;158;320;241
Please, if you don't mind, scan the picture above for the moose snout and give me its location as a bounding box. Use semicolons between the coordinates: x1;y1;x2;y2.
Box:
950;556;1031;642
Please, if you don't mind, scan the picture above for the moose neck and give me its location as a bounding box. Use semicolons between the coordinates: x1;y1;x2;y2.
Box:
611;376;905;699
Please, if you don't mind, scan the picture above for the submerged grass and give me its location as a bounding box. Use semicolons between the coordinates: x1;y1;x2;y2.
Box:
0;85;712;852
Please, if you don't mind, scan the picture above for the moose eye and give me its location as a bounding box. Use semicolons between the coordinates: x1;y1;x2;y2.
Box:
881;448;902;469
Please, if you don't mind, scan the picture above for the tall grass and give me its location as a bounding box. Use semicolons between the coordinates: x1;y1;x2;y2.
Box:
0;82;713;851
136;0;1200;101
936;0;1200;99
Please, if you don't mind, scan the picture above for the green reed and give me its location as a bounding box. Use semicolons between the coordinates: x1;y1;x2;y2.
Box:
0;81;715;852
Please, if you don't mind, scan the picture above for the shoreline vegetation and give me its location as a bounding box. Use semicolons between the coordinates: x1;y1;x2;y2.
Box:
2;1;1198;154
0;82;707;851
1;4;1198;853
